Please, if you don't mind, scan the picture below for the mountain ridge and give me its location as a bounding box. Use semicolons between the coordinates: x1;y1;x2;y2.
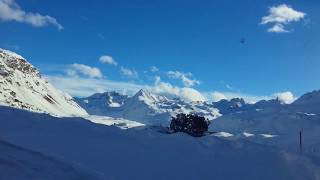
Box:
0;48;87;117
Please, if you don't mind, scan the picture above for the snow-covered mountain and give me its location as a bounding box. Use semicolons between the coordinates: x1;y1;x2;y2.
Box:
118;89;173;125
212;98;286;115
212;98;247;114
76;89;221;125
0;48;87;116
1;50;320;180
289;90;320;114
75;91;128;116
250;99;284;110
210;90;320;136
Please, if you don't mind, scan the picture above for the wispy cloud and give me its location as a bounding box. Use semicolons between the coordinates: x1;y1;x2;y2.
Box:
120;66;138;78
261;4;306;33
267;23;288;33
167;71;200;87
150;66;159;72
0;0;63;30
99;55;117;66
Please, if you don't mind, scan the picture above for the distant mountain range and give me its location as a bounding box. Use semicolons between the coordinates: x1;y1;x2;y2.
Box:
1;48;320;131
75;89;221;126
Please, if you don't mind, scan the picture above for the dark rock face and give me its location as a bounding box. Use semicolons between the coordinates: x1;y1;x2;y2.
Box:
0;49;40;77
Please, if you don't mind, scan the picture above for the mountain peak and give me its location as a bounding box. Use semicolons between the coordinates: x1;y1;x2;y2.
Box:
293;90;320;105
0;48;87;116
133;89;168;103
135;89;151;96
0;49;40;77
0;48;24;59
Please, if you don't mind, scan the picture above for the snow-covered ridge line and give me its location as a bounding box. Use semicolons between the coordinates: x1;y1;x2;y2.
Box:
75;89;221;126
0;48;24;59
0;48;87;117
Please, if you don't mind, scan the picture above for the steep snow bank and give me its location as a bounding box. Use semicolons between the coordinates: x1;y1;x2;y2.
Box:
0;139;103;180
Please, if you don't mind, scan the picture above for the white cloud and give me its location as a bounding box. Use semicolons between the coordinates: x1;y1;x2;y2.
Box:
179;88;206;102
99;55;117;66
274;91;295;104
211;91;227;102
267;23;288;33
152;76;206;102
68;64;103;78
150;66;159;72
225;84;234;90
167;71;200;87
65;69;77;77
261;4;306;33
120;66;138;78
0;0;63;30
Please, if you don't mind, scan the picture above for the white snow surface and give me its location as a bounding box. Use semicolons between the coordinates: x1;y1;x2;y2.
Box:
260;134;278;138
0;48;87;117
212;132;234;137
243;132;255;137
83;115;145;129
0;139;103;180
1;106;320;180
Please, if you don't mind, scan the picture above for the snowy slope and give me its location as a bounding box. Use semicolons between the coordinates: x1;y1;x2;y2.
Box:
210;107;320;134
212;98;247;114
0;139;103;180
118;89;172;125
210;90;320;134
83;115;145;129
75;91;128;116
0;48;87;116
289;90;320;115
209;90;320;157
0;106;319;180
76;89;221;126
212;98;285;115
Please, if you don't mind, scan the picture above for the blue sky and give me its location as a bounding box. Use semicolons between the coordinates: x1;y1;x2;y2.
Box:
1;0;319;102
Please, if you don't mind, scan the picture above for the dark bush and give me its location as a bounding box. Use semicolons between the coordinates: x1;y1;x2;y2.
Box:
170;113;209;137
